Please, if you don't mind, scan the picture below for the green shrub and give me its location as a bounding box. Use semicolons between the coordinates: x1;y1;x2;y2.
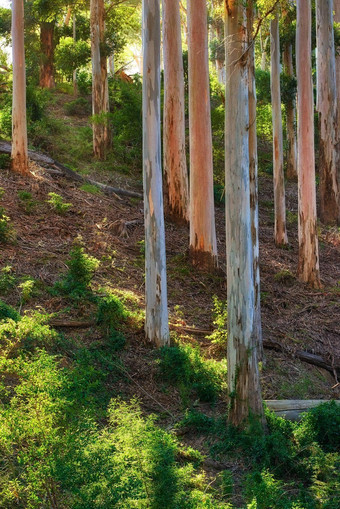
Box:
64;97;91;116
54;243;100;298
47;192;73;215
0;265;16;294
97;293;128;332
0;206;14;243
0;103;12;138
158;343;227;404
18;278;36;304
0;299;20;322
17;190;37;214
0;311;57;356
0;153;10;169
206;296;228;348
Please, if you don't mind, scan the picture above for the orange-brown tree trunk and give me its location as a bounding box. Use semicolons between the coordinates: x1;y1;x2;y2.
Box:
316;0;340;224
39;22;55;89
187;0;218;269
90;0;111;160
270;13;288;246
297;0;321;288
162;0;189;224
11;0;29;175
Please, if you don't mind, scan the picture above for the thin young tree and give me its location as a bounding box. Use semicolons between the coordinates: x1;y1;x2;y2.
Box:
11;0;29;175
142;0;170;347
247;0;263;360
316;0;340;224
162;0;189;224
283;38;297;180
90;0;111;159
187;0;218;269
225;0;264;427
270;11;288;245
335;0;340;131
296;0;321;288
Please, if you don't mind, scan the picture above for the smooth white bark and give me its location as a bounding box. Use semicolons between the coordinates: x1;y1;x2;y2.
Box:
283;43;297;180
225;0;263;427
11;0;29;175
187;0;218;269
162;0;189;223
296;0;321;288
270;14;288;245
142;0;170;346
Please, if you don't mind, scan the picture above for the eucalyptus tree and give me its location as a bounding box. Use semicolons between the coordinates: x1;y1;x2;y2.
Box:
247;0;263;360
11;0;29;175
187;0;218;269
90;0;111;159
162;0;189;224
316;0;340;224
296;0;321;288
142;0;170;346
270;10;288;245
225;0;264;427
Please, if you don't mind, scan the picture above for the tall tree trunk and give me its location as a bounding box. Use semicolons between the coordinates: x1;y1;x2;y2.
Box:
297;0;321;288
225;0;264;428
39;22;55;89
187;0;218;269
270;14;288;246
260;29;268;71
90;0;111;160
73;15;77;96
316;0;340;224
335;0;340;132
64;6;72;26
11;0;29;175
142;0;170;347
283;43;297;180
162;0;189;224
108;55;115;75
247;1;263;361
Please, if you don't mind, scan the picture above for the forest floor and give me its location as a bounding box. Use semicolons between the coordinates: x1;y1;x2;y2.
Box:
0;90;340;507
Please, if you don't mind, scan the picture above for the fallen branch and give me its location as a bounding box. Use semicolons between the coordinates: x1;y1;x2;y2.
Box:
0;140;143;199
265;399;340;420
50;320;95;328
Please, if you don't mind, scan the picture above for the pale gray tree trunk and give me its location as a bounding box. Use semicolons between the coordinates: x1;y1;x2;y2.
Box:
90;0;111;159
316;0;340;224
142;0;170;347
270;14;288;245
187;0;218;269
283;43;297;180
108;55;115;75
162;0;189;224
297;0;321;288
225;0;263;427
11;0;29;175
247;1;263;361
335;0;340;131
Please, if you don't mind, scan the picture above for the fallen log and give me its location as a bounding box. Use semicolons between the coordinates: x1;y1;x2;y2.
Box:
0;140;143;199
265;399;340;420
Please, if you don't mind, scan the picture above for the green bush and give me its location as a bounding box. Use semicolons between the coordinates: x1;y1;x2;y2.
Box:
207;296;228;348
158;343;227;404
0;153;10;169
0;299;20;322
0;206;14;243
17;190;37;214
64;97;91;116
97;293;128;331
54;243;100;298
47;192;73;215
0;266;16;294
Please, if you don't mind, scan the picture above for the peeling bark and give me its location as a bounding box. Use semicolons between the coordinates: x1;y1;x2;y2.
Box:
162;0;189;224
142;0;170;347
225;1;264;427
187;0;218;269
90;0;111;160
316;0;340;224
283;43;297;180
296;0;321;288
11;0;29;176
247;1;263;361
39;22;55;89
270;14;288;246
